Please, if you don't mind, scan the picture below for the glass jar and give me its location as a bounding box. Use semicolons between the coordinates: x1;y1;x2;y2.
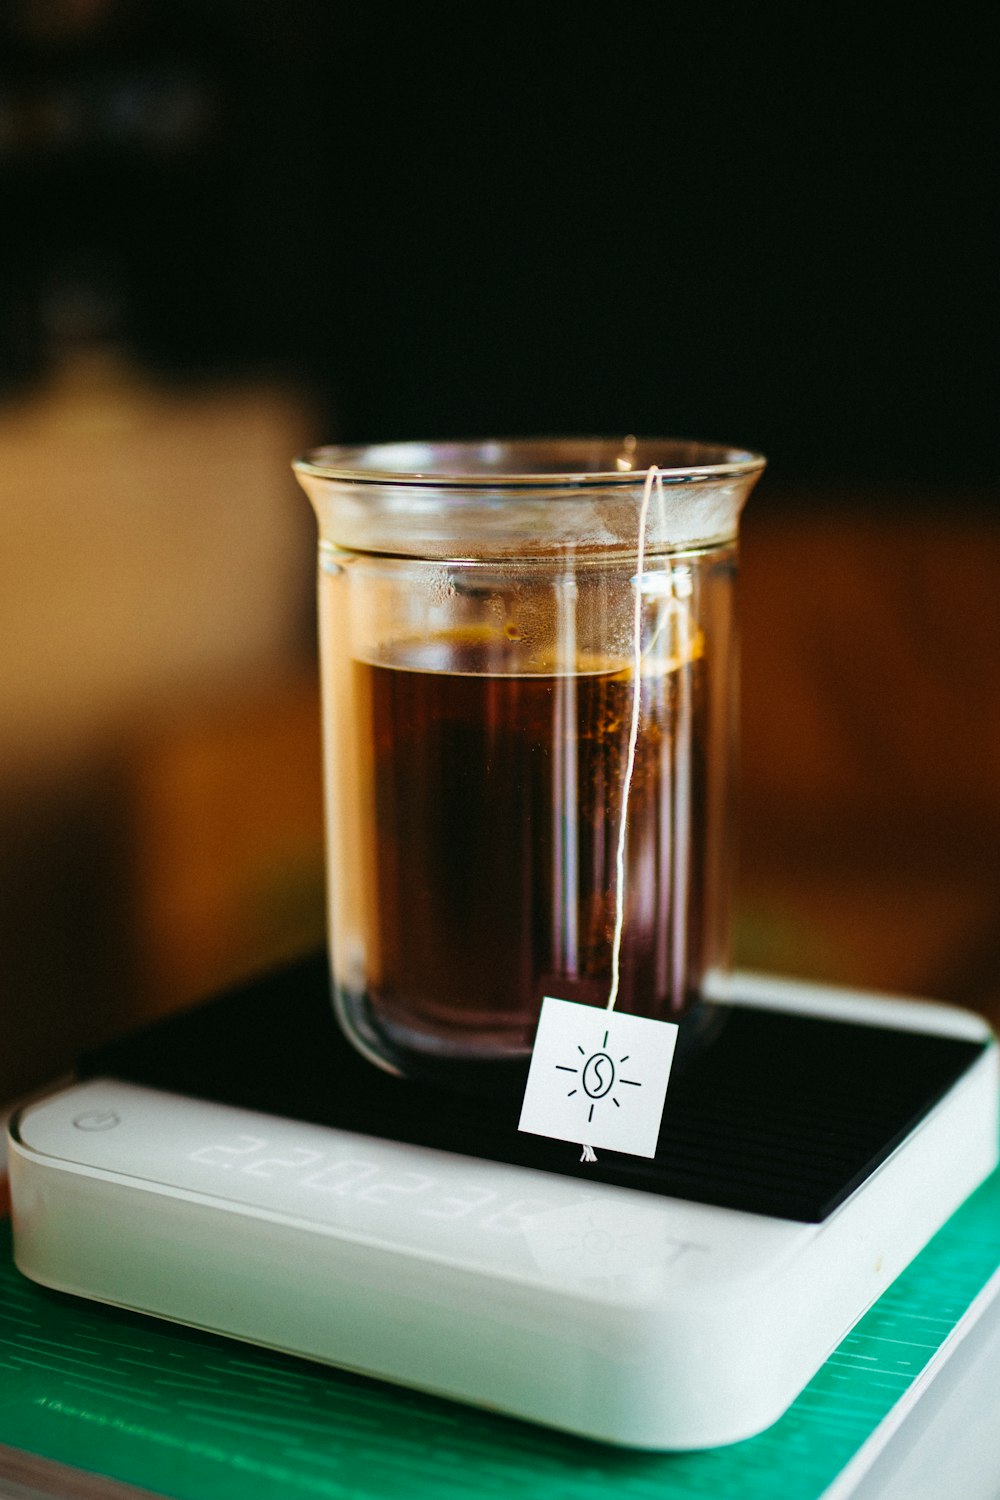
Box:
294;438;764;1090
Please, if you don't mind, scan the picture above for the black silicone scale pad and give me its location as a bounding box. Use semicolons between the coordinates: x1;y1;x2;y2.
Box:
79;953;988;1224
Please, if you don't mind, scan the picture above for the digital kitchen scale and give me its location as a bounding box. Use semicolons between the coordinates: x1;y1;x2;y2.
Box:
7;956;998;1450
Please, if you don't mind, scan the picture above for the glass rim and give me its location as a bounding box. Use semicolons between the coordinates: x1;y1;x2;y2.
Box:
293;436;766;489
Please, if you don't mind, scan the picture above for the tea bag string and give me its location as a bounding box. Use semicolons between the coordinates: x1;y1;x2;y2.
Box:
607;463;661;1013
580;464;662;1166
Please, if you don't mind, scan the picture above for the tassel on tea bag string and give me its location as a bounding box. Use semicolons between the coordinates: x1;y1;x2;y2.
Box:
580;464;699;1164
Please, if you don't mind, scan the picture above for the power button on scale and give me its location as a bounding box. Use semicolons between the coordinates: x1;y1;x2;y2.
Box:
72;1110;121;1131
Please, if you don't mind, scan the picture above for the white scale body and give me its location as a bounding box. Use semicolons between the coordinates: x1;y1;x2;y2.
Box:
7;975;999;1451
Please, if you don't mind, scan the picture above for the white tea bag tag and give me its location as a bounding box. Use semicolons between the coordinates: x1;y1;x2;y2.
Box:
518;997;679;1159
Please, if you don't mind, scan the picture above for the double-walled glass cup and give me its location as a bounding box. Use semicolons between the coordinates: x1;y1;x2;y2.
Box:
294;439;764;1090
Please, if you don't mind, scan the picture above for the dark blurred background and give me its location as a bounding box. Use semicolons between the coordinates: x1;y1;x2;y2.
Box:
1;0;997;1102
2;1;995;479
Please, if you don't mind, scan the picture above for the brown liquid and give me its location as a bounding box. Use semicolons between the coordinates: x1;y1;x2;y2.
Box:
345;631;707;1079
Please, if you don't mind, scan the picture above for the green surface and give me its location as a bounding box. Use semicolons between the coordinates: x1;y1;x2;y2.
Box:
2;1170;1000;1500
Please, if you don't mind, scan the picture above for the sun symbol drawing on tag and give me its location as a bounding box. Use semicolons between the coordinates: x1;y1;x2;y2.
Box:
520;996;677;1158
556;1028;642;1124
